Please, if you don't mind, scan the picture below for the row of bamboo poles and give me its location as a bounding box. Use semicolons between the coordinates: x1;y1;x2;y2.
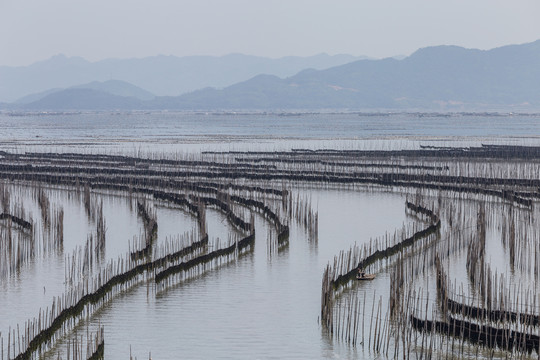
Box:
391;197;540;358
321;200;441;335
0;165;290;359
2;145;540;358
289;193;318;242
0;184;67;280
55;326;104;360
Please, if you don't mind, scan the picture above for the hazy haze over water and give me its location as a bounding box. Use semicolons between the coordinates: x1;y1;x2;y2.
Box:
0;0;539;66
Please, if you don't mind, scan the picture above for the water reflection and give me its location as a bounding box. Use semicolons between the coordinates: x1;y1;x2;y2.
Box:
2;185;410;359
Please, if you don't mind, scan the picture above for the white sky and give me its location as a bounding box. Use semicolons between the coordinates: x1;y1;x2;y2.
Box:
1;0;539;66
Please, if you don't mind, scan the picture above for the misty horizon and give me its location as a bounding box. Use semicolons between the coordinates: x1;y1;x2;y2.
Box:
2;37;537;69
1;0;539;67
2;39;540;111
1;38;537;68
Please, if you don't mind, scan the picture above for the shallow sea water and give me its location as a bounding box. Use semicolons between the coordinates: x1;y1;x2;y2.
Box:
2;112;540;154
1;112;540;359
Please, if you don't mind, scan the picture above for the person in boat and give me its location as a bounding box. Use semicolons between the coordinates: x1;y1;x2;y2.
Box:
358;268;366;278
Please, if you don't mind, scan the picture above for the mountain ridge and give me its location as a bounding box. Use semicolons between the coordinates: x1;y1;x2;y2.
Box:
2;40;540;111
14;80;155;104
19;88;142;110
0;53;368;103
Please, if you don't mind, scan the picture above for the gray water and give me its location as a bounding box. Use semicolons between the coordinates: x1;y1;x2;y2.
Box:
2;112;540;155
1;184;410;359
1;112;539;359
84;190;410;360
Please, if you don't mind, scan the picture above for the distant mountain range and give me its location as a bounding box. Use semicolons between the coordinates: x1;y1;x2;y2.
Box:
19;87;143;111
0;53;366;103
157;40;540;111
2;40;540;111
14;80;155;105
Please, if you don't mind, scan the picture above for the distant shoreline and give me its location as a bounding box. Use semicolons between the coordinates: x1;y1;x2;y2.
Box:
2;110;540;117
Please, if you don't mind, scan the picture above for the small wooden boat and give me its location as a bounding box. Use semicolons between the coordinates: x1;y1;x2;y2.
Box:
356;274;376;280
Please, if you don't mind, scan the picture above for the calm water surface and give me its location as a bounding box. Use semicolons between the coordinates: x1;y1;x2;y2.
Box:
2;112;540;154
1;112;539;359
1;185;411;359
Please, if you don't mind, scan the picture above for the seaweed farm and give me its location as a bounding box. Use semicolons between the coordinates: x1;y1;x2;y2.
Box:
1;113;540;359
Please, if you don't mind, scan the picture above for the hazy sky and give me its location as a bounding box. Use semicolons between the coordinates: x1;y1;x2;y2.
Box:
1;0;539;66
